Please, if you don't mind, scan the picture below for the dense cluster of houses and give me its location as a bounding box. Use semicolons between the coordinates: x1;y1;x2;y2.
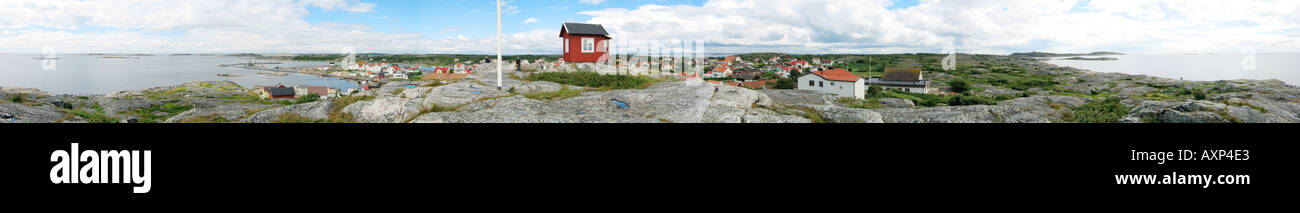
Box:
696;53;930;99
698;55;847;90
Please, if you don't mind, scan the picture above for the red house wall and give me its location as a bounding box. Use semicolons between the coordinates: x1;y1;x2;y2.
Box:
562;32;609;63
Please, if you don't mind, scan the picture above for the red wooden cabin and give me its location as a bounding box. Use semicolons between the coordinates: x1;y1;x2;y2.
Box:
560;23;611;63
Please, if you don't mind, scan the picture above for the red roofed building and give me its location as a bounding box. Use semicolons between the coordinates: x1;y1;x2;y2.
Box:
740;80;772;89
560;23;611;63
791;60;810;68
797;68;865;99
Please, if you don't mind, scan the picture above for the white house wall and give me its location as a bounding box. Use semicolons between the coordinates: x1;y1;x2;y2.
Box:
797;74;864;99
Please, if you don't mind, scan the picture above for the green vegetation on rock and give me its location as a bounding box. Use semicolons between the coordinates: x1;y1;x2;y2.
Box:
178;114;230;123
522;88;586;101
1064;98;1130;123
524;72;662;90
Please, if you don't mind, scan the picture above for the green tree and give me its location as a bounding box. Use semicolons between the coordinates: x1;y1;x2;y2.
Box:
948;79;972;94
867;85;883;97
775;78;796;89
296;93;321;104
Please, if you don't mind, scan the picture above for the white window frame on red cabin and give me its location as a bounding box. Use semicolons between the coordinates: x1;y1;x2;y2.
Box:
581;38;595;53
565;38;570;53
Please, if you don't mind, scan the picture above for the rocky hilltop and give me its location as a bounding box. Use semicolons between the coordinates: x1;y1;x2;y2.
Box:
3;55;1299;123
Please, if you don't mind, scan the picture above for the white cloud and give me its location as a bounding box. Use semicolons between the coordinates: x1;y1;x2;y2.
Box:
2;0;1297;55
578;0;607;5
570;0;1300;54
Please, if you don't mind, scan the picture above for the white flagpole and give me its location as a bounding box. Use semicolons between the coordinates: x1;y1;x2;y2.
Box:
496;0;503;89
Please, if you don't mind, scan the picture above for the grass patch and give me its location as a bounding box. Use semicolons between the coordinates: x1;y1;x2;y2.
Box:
8;94;25;103
295;93;321;104
423;80;450;87
325;113;359;123
90;103;105;114
391;88;406;96
146;87;189;99
405;104;463;123
835;97;885;109
473;94;515;103
524;71;662;90
272;113;324;123
945;95;997;106
1226;101;1269;113
791;106;829;123
1135;83;1203;101
1063;98;1131;123
63;109;118;123
1050;90;1114;99
128;102;194;123
764;105;830;123
521;89;586;101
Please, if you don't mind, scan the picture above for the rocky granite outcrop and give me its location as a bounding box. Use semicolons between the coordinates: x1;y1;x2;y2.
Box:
862;96;1083;123
420;82;512;109
0;103;68;123
343;96;424;123
242;99;335;123
1120;99;1300;123
410;81;807;123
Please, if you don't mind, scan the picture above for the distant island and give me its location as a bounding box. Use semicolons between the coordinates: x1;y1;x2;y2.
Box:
1059;56;1118;61
1010;51;1124;57
83;53;155;57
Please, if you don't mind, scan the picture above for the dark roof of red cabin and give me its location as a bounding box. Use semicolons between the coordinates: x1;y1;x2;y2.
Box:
561;23;610;37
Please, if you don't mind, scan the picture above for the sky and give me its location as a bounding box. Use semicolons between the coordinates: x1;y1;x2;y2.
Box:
1;0;1298;55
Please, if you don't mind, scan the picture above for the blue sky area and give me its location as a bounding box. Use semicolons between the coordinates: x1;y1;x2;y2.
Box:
304;0;707;40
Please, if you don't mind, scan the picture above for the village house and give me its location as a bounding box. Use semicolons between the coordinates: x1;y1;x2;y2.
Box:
266;87;296;99
797;68;866;99
776;66;798;78
560;22;611;63
791;60;811;69
734;73;765;82
703;63;733;78
867;68;931;94
819;59;835;66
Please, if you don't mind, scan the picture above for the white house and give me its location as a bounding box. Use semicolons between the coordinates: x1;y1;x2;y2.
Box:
866;68;931;94
797;68;865;99
713;64;732;75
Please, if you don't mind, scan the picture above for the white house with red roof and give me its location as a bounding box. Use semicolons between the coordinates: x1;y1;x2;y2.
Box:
791;60;811;69
797;68;865;99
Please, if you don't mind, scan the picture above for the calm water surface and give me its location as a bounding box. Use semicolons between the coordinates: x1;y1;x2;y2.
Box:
1044;53;1300;86
0;53;358;95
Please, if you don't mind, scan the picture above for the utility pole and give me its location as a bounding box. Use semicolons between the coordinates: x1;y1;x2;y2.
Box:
496;0;503;89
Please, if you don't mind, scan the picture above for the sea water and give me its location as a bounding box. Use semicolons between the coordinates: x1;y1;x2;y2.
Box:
0;53;359;95
1043;53;1300;86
